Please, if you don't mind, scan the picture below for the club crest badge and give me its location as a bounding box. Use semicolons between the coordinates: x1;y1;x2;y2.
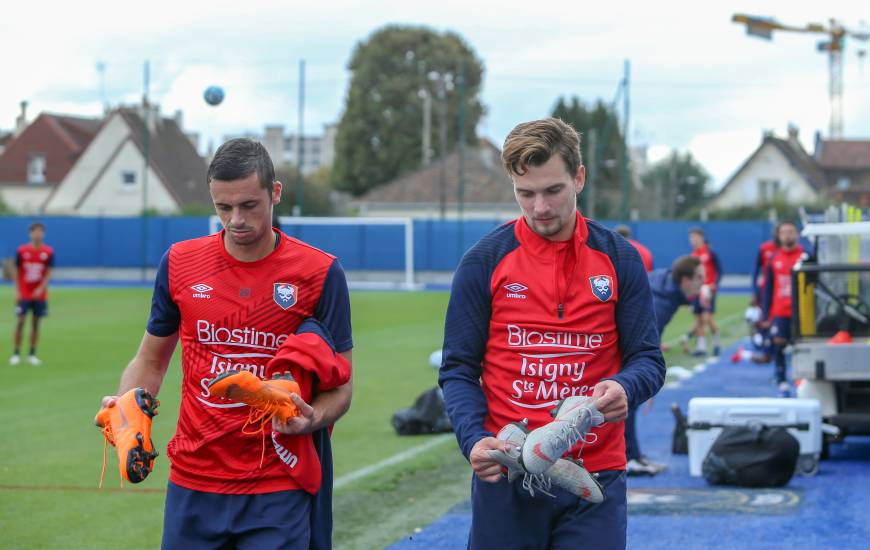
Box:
589;275;613;302
273;282;298;310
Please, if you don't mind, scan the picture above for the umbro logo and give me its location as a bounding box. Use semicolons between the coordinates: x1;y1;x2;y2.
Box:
504;282;528;299
191;283;213;299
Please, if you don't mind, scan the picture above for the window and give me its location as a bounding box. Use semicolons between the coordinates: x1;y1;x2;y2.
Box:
759;179;780;202
837;177;850;190
27;154;46;184
122;171;136;185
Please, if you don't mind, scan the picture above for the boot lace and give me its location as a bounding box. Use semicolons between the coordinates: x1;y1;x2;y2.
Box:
521;472;555;498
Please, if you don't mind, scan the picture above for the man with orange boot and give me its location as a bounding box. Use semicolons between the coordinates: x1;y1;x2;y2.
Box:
94;139;352;549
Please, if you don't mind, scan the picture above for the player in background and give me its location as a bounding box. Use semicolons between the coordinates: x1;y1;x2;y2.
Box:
96;139;352;548
748;228;780;363
614;225;653;272
685;227;722;356
760;221;805;396
10;222;54;366
613;224;660;475
630;255;706;475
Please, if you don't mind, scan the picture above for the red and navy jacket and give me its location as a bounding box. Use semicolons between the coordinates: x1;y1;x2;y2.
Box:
439;212;665;472
752;240;778;303
762;245;805;320
146;230;352;495
692;243;722;290
629;238;653;272
648;268;690;338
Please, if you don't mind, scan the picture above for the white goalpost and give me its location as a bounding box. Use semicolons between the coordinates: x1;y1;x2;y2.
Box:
208;216;420;290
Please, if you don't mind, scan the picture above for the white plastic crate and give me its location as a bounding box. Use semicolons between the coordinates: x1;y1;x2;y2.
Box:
687;397;822;477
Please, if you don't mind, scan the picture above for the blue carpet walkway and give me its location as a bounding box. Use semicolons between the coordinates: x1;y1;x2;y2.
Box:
388;340;870;549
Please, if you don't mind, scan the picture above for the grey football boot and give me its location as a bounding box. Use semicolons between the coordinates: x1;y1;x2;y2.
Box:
488;419;604;503
521;396;605;476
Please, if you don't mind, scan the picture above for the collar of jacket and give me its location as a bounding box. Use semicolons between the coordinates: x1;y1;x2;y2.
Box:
514;210;588;260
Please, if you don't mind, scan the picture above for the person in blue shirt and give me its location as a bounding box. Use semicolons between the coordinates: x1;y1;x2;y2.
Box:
625;255;705;475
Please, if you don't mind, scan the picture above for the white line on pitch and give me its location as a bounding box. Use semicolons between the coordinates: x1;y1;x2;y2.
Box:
334;433;455;489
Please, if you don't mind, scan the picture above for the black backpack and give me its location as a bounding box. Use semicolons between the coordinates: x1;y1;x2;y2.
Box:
391;387;453;436
702;424;800;487
671;403;689;455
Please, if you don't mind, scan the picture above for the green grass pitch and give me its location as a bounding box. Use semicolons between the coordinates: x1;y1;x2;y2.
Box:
0;286;748;548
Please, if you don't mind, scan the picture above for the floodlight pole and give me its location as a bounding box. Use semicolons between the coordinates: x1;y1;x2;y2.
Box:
457;60;467;259
141;60;150;282
620;59;631;221
295;59;305;216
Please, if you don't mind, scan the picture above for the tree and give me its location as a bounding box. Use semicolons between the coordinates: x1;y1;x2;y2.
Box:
551;96;626;218
639;151;710;219
276;165;336;217
0;193;11;215
704;199;830;221
332;25;485;196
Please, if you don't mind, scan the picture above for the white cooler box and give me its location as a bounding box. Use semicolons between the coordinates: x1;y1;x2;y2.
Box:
687;397;822;477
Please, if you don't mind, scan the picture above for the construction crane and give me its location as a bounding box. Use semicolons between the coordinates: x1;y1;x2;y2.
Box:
732;14;870;139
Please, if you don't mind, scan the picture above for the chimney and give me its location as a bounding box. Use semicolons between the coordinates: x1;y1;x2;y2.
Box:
813;130;824;160
786;123;803;152
174;109;183;130
14;100;28;136
264;125;285;166
139;100;160;134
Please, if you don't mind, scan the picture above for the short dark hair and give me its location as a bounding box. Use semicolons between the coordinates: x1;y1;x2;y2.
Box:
502;117;582;178
614;224;632;239
672;255;701;284
208;138;275;191
29;222;45;232
776;220;798;234
689;227;705;238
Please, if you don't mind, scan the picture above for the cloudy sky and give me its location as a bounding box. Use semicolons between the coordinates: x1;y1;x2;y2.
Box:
3;0;869;190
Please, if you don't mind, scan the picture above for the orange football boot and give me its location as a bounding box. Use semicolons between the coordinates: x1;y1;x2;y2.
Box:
95;387;159;486
208;371;301;467
208;370;301;423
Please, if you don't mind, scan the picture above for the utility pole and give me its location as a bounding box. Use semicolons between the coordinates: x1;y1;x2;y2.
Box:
619;59;631;221
668;153;677;219
294;59;305;216
96;61;108;113
431;71;452;220
141;60;150;282
421;91;432;166
586;129;597;219
438;76;448;220
457;60;467;258
419;62;433;167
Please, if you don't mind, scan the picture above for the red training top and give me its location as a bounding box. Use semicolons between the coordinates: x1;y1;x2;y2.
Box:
629;239;653;273
440;213;665;473
147;230;352;494
691;244;721;289
766;246;804;318
16;243;54;301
